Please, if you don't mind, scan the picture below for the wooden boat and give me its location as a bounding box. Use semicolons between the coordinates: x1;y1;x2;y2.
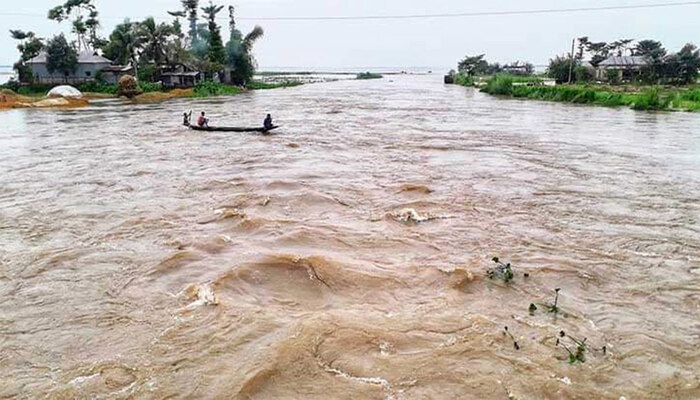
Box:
188;125;279;133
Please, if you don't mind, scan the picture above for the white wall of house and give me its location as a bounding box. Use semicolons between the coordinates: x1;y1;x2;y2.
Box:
28;62;111;83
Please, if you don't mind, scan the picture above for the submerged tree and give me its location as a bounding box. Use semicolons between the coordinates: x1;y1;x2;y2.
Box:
10;30;44;82
45;33;78;78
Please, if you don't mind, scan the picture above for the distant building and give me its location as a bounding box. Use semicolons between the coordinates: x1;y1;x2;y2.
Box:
26;51;132;84
596;56;649;82
159;64;202;88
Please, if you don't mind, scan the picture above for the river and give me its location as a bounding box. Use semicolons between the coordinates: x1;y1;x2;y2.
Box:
1;75;699;399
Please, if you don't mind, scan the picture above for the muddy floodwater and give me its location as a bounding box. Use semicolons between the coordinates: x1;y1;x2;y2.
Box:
1;75;700;399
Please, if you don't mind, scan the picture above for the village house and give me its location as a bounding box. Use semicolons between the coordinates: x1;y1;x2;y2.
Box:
596;56;649;82
159;64;202;88
26;51;132;84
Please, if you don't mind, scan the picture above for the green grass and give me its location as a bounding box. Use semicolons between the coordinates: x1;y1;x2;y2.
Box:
192;81;244;97
454;73;474;87
356;72;383;80
480;76;700;112
247;80;303;90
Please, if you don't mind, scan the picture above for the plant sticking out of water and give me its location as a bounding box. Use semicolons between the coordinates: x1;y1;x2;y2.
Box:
556;331;608;364
528;303;538;315
556;330;586;363
546;288;562;313
503;326;520;350
487;257;514;283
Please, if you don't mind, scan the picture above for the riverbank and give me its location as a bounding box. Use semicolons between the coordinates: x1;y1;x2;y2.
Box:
477;75;700;112
0;80;304;110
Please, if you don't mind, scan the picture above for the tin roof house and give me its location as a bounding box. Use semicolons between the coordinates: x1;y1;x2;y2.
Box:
596;56;649;82
26;51;133;84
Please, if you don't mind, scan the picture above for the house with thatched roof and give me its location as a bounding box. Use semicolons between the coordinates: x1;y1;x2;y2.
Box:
26;51;133;84
596;56;649;82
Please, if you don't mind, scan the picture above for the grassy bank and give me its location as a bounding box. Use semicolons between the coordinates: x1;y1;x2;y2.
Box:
356;72;383;80
480;75;700;112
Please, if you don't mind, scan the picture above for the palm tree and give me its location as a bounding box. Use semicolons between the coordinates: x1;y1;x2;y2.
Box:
139;17;175;66
102;21;144;77
182;0;199;45
201;2;226;65
228;26;264;85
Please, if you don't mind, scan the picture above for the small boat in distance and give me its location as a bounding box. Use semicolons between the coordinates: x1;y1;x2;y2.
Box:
188;125;279;133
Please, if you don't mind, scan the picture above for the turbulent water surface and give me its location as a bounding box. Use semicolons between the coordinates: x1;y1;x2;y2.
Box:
1;75;700;399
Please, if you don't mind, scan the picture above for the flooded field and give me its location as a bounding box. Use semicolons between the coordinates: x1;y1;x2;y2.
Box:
1;75;699;399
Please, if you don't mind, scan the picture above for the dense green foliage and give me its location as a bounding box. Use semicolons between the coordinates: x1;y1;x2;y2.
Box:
192;81;243;97
246;81;303;90
482;75;514;95
45;34;78;76
9;30;44;83
356;72;383;80
11;0;267;89
479;75;699;111
547;56;575;84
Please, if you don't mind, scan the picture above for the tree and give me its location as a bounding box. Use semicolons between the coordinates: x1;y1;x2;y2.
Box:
548;55;578;84
201;2;226;67
174;0;200;47
609;39;634;57
634;40;667;60
48;0;102;52
101;21;143;76
165;17;190;66
458;54;488;76
228;26;264;85
675;43;700;84
10;30;44;82
45;34;78;78
139;17;175;66
634;40;667;84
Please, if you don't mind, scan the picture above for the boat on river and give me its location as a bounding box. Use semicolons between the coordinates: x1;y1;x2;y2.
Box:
188;125;279;133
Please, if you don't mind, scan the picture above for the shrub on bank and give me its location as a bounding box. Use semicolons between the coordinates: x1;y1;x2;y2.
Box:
356;72;383;80
454;73;474;87
632;88;669;110
192;81;244;97
247;80;303;90
482;75;514;95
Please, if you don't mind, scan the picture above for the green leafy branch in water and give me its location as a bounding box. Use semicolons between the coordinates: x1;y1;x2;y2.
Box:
487;257;514;283
546;288;561;313
503;326;520;350
556;330;607;364
557;330;586;363
528;288;563;315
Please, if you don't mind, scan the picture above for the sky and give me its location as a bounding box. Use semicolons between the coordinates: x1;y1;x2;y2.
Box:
1;0;699;70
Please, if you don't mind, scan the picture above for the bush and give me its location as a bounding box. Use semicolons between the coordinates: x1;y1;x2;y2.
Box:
192;81;243;97
606;69;621;85
575;66;594;83
454;73;474;87
78;81;118;94
356;72;383;80
481;75;513;95
632;88;669;110
548;55;576;84
138;64;157;82
138;81;163;93
246;81;303;90
118;75;142;98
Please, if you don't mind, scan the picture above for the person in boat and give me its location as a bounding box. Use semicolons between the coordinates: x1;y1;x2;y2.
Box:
263;114;274;130
183;112;191;126
197;112;209;128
